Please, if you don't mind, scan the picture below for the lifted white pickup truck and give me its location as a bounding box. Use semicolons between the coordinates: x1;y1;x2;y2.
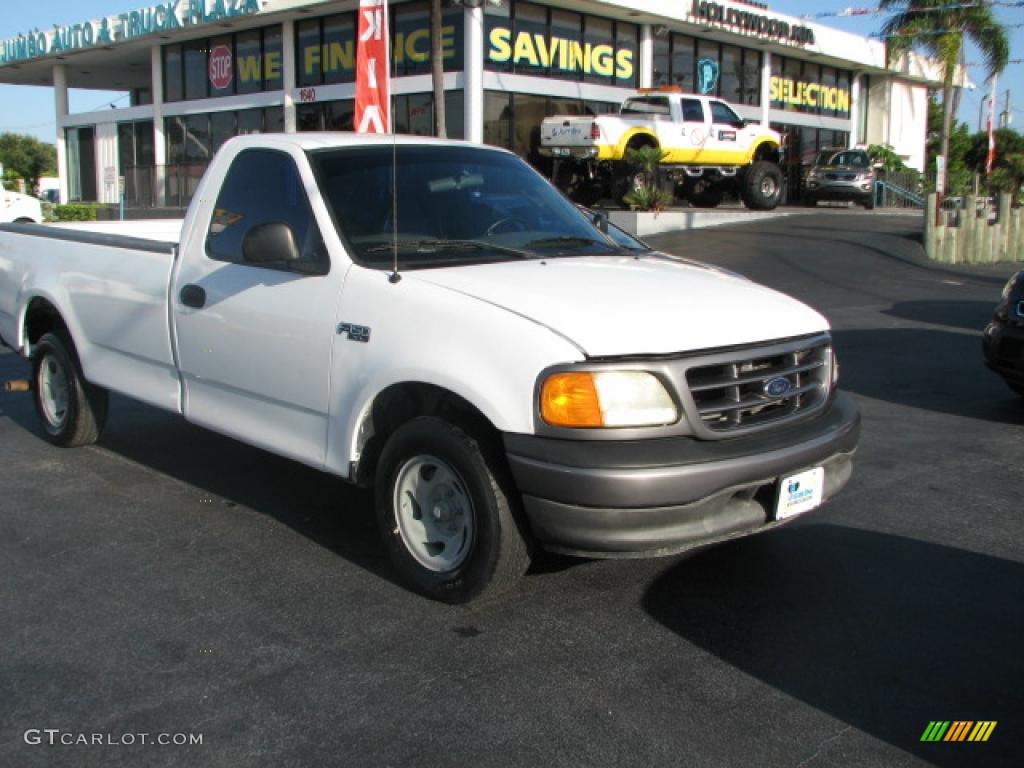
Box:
0;134;858;602
541;91;784;209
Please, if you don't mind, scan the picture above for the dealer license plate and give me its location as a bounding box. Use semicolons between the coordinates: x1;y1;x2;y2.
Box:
776;467;825;520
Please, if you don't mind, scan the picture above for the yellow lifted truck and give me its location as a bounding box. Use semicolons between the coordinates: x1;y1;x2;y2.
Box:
539;89;784;210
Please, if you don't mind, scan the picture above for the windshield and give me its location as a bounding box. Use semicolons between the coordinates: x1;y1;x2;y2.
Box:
310;145;622;268
814;150;870;168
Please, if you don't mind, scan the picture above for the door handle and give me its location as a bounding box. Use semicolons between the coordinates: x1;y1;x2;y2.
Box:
179;284;206;309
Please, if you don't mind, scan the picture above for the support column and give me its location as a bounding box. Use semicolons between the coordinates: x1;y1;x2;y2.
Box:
760;53;771;127
282;19;297;133
53;64;69;204
849;73;862;147
639;25;653;89
464;6;484;143
151;45;167;207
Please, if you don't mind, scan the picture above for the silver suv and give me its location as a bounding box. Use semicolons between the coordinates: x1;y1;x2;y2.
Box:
803;149;876;209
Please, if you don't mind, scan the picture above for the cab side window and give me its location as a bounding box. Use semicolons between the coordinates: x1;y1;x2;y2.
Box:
681;99;705;123
709;101;742;127
206;149;327;273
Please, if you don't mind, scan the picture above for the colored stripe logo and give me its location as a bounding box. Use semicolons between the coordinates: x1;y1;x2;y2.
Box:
921;721;997;742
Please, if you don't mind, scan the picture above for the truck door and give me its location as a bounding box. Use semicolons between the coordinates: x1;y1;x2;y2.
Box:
668;97;709;164
172;147;344;468
707;100;749;165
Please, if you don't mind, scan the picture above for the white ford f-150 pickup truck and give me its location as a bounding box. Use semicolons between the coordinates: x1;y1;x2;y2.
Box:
0;134;858;603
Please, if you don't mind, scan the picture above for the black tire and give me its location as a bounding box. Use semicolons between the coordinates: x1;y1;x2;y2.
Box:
803;196;817;208
1007;381;1024;398
863;196;875;210
689;186;724;208
375;416;531;603
31;332;108;447
740;161;783;211
14;217;37;224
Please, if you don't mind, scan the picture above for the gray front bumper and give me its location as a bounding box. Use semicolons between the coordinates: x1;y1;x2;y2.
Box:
503;392;860;557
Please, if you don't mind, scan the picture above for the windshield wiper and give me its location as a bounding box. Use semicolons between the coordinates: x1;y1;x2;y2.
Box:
365;239;533;259
524;235;627;255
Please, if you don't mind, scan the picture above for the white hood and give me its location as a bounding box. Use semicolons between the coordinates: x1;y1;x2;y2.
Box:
413;255;829;358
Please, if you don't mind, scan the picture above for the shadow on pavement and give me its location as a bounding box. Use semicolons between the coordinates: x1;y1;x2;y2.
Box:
882;300;995;332
832;326;1024;424
642;524;1024;767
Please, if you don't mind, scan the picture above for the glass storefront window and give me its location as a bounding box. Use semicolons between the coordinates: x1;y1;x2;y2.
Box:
719;45;741;104
741;50;761;105
238;109;263;134
235;29;262;95
614;22;636;89
297;18;322;87
184;41;208;101
326;100;355;130
211;111;237;152
323;14;357;85
670;35;695;93
208;35;234;98
265;106;285;132
164;45;183;103
652;32;669;87
484;91;512;149
297;103;323;132
264;26;284;91
696;40;718;96
513;3;549;77
184;114;211;163
582;17;613;85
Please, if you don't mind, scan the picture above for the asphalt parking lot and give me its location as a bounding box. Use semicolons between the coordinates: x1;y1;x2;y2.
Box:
2;211;1022;767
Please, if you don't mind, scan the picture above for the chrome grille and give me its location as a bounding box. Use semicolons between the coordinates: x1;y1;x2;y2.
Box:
685;338;832;433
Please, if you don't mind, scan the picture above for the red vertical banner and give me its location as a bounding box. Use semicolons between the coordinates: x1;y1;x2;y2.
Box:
355;0;390;134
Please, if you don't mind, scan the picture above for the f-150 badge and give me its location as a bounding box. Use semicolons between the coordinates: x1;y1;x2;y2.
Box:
337;323;371;342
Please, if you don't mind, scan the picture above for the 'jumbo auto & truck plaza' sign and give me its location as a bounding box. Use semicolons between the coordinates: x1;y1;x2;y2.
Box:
1;0;263;66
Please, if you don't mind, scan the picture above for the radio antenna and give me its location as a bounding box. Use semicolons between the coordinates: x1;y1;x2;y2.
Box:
388;14;401;285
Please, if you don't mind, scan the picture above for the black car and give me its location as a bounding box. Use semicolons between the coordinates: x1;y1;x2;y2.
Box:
983;270;1024;396
803;148;876;209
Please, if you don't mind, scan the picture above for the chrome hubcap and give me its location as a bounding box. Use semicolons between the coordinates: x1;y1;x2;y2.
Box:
760;176;778;198
394;455;474;573
39;354;69;429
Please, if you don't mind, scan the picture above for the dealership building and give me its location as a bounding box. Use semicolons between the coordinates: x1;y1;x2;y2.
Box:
0;0;945;206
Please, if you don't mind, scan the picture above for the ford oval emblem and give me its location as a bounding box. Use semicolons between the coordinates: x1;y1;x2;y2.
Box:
764;376;792;398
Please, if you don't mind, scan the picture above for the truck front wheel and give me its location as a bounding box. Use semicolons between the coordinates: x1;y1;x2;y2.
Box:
31;332;108;447
740;161;783;210
375;416;531;603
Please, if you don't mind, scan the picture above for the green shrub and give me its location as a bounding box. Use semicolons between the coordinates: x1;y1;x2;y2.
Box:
53;203;100;221
623;185;673;212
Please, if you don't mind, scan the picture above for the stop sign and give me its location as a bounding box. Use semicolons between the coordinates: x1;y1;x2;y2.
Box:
208;44;233;91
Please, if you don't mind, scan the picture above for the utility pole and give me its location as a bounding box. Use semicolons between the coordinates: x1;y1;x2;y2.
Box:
999;88;1011;128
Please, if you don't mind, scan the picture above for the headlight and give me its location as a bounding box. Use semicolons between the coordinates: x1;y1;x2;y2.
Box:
806;170;820;180
540;371;678;428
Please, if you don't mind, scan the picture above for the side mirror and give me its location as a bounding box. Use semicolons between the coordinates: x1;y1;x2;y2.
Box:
591;209;609;234
242;222;300;265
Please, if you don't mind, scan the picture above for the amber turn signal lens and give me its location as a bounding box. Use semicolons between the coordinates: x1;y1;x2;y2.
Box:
540;372;603;427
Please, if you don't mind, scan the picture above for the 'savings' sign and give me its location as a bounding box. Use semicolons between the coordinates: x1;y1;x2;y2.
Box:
1;0;263;66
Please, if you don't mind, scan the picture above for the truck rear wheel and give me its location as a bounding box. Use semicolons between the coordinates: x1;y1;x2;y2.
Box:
31;332;108;447
740;161;783;211
375;416;531;603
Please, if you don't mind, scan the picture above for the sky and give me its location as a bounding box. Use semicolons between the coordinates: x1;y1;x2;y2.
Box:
0;0;1021;143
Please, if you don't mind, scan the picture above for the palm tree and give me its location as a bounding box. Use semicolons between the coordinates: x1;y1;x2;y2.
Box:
880;0;1008;194
431;0;446;138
